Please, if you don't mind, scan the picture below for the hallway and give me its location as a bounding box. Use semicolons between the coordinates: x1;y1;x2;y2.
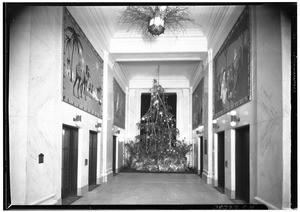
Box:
72;173;233;205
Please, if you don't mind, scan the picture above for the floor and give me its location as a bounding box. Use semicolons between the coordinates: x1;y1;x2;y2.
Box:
72;172;233;205
62;195;81;205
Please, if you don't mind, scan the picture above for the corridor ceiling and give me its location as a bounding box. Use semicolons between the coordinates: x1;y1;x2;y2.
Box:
67;5;245;86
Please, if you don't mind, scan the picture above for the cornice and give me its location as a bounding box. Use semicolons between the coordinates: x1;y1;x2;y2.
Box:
111;60;129;92
129;78;190;89
67;7;110;54
88;7;112;49
207;6;246;56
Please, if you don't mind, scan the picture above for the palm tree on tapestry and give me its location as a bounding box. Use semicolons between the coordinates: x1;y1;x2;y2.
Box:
65;26;83;82
65;35;72;78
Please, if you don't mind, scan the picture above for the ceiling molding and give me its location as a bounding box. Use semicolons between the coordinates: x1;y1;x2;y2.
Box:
93;7;115;39
67;7;109;54
189;61;202;83
111;52;208;61
207;6;246;55
116;62;130;83
129;79;190;89
110;36;207;53
190;62;205;90
112;62;129;92
88;7;112;49
113;28;204;39
116;58;202;62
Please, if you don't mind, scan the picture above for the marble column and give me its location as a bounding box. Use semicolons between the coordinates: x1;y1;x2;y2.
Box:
102;51;109;182
206;49;213;184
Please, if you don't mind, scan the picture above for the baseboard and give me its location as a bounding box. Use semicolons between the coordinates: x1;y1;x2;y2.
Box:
97;177;102;184
213;179;218;187
224;187;235;199
254;197;279;209
77;184;88;196
202;170;213;184
106;172;113;182
56;199;62;205
202;173;207;182
29;193;56;205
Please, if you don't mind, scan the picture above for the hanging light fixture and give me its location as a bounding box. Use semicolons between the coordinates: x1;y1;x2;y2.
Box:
148;6;165;36
119;6;196;39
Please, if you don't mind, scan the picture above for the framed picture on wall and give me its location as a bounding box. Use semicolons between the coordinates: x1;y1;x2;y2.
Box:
62;7;103;118
113;78;126;129
192;78;204;129
213;6;251;119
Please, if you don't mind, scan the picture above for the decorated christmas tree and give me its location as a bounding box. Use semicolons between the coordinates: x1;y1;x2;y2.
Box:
125;77;192;172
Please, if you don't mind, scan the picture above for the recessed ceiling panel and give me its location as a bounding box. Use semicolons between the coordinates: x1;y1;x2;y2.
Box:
118;60;200;81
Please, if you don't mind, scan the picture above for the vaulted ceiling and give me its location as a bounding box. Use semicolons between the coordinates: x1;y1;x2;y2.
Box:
67;5;245;88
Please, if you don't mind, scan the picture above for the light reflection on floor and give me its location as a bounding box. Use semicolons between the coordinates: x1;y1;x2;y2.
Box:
72;172;234;205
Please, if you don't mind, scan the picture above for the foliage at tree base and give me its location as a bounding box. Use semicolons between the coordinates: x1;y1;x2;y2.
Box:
124;139;192;173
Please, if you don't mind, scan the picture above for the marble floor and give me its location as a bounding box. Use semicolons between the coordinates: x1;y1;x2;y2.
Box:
72;172;233;205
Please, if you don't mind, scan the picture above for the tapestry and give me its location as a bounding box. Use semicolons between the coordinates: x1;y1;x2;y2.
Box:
62;8;103;118
213;6;251;118
113;78;126;129
192;78;204;129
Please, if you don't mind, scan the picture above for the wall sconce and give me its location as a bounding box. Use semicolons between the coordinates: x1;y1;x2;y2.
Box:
95;119;102;132
73;114;82;127
115;130;120;134
212;119;219;129
196;126;204;134
230;111;240;127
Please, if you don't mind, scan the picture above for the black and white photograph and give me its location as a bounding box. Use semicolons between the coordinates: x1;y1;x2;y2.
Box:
4;2;297;210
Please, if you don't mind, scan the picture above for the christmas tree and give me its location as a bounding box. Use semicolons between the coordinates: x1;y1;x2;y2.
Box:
125;78;192;172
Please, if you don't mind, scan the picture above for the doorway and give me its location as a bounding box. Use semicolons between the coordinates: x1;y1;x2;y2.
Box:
112;135;117;175
61;125;78;199
199;136;204;177
217;131;225;193
235;125;250;203
89;131;97;190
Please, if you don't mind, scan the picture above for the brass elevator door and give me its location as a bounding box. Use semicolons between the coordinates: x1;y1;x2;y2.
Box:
62;126;78;199
236;126;250;202
89;131;97;186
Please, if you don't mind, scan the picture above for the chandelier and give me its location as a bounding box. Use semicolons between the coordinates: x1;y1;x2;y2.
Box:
119;6;195;39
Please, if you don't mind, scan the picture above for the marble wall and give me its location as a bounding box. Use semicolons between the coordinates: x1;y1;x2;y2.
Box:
9;6;107;205
9;6;65;204
9;7;31;204
209;5;291;208
255;5;291;209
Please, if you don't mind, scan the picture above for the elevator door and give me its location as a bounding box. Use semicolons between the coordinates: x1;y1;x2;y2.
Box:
113;136;117;175
218;131;225;192
236;126;250;202
89;131;97;186
199;137;204;177
62;126;78;199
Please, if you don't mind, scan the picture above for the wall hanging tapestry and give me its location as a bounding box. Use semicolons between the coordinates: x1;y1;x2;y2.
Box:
113;78;126;129
62;7;103;118
213;6;251;118
192;78;204;129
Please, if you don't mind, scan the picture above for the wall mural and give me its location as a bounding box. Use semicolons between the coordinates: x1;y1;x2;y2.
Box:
113;78;126;129
213;6;250;118
62;7;103;118
192;78;204;129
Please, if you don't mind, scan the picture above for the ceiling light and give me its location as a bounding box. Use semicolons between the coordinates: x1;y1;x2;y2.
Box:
119;6;196;39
